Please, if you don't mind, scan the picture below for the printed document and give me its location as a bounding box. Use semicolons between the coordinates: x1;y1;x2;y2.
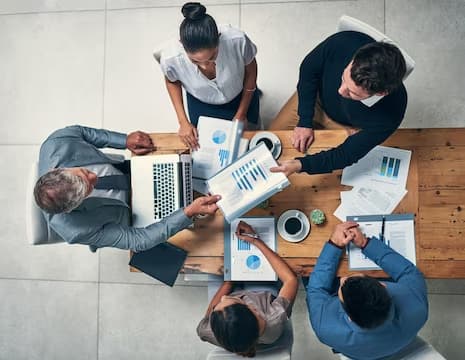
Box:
192;117;248;193
346;214;416;270
224;217;277;281
335;146;412;221
334;186;407;222
207;142;290;223
341;145;411;189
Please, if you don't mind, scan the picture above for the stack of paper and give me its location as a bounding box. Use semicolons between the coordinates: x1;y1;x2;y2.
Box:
334;146;412;221
192;116;249;194
207;143;290;223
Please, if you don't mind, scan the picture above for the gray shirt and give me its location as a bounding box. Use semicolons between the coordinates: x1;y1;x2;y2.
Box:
197;290;292;347
160;25;257;105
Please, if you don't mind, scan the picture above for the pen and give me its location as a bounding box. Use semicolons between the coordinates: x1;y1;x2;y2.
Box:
240;232;260;239
381;216;386;243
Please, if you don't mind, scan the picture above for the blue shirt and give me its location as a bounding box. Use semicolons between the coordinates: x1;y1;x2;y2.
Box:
307;238;428;360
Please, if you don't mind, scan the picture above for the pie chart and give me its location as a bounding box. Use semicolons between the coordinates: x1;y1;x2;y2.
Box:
212;130;226;144
246;255;261;270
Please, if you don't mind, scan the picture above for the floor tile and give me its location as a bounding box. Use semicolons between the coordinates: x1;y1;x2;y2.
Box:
98;283;215;360
0;11;104;144
107;0;238;10
0;145;99;281
387;0;465;128
0;0;104;14
241;0;384;127
291;290;339;359
0;279;98;360
420;293;465;360
427;279;465;295
103;5;239;134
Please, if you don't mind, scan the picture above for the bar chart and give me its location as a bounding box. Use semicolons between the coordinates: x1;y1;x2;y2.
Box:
380;156;401;178
231;158;268;191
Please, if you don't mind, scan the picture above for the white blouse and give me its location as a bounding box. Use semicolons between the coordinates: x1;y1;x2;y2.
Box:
159;25;257;105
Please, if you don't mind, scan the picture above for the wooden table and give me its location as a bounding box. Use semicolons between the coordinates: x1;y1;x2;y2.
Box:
137;129;465;279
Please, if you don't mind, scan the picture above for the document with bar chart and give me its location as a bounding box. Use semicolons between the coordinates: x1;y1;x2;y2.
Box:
224;217;277;281
341;146;411;189
192;117;248;194
207;142;290;223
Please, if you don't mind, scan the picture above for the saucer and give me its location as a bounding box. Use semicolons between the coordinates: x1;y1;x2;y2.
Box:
249;132;282;159
277;210;311;243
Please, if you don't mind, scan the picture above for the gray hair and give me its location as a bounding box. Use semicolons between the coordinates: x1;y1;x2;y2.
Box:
34;168;88;214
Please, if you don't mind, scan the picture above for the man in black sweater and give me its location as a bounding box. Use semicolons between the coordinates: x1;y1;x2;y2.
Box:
270;31;407;176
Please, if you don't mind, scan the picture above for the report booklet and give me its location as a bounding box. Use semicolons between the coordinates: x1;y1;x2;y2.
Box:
346;214;416;270
207;142;290;223
224;216;277;281
192;116;249;194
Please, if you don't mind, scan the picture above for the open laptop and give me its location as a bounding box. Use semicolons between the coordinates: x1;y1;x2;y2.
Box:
129;153;193;286
130;153;193;227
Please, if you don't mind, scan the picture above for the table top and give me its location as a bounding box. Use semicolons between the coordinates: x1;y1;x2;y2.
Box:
134;128;465;279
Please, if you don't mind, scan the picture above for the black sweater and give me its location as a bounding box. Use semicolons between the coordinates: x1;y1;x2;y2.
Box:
296;31;407;174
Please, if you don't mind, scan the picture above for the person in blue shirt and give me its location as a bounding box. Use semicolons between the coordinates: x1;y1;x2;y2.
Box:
307;222;428;360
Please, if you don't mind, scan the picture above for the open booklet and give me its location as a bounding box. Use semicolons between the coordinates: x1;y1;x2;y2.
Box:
224;217;277;281
207;142;290;223
346;214;416;270
192;116;249;194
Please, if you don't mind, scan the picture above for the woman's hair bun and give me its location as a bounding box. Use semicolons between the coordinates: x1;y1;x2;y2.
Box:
182;2;207;21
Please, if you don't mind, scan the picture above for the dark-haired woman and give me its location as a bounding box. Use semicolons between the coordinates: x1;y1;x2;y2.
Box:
196;221;298;357
159;2;259;150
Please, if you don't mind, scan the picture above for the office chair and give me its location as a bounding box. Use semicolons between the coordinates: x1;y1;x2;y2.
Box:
206;320;293;360
26;153;126;245
337;15;415;79
26;162;64;245
339;336;446;360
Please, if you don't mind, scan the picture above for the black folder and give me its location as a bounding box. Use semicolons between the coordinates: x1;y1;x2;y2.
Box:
129;242;188;287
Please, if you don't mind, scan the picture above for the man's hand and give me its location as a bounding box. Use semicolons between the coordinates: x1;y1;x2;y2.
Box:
270;159;302;177
178;122;199;151
184;195;221;218
235;220;260;244
126;131;155;155
330;222;359;248
348;226;368;249
292;127;314;153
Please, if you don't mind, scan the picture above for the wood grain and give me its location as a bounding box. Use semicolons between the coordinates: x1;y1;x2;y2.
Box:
130;129;465;279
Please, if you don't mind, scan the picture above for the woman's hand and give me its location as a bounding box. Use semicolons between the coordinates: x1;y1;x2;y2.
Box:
235;221;260;244
178;122;199;151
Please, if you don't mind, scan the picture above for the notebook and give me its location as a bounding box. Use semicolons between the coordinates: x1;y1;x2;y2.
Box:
207;142;290;223
346;213;416;270
224;216;277;281
129;242;188;287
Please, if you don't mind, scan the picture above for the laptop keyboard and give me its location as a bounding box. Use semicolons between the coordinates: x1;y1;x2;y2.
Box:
153;163;177;220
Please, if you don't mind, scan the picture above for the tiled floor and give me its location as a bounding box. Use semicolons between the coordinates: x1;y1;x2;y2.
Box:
1;1;465;359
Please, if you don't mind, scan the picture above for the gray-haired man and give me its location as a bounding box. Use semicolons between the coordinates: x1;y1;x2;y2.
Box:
34;125;220;252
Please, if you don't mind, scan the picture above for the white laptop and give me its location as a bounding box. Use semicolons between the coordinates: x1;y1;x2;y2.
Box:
131;154;193;227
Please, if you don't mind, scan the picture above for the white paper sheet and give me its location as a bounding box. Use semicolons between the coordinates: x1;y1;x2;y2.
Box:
228;217;276;281
341;145;412;189
192;117;243;182
334;186;407;221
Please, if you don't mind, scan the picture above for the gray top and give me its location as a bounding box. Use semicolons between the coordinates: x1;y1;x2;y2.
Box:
197;290;292;347
160;25;257;105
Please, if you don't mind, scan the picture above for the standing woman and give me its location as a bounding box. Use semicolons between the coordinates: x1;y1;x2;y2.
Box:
159;2;259;149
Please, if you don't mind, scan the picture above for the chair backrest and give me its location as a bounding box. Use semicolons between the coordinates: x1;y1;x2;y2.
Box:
339;336;446;360
26;162;64;245
337;15;415;79
206;320;293;360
